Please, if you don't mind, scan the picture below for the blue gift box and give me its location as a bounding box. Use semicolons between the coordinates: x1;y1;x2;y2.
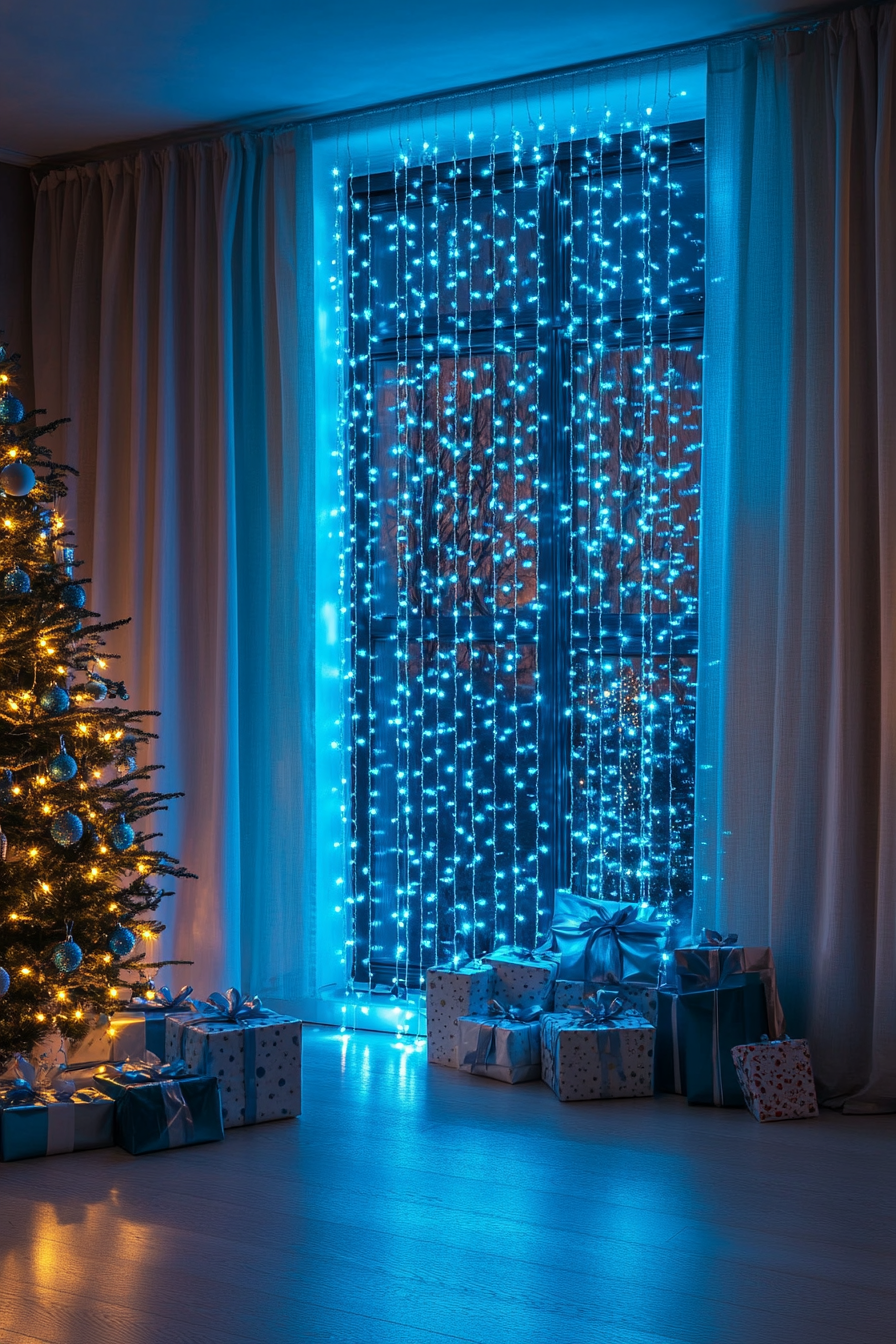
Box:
655;988;688;1094
1;1088;115;1161
550;892;668;985
92;1060;224;1154
676;974;769;1107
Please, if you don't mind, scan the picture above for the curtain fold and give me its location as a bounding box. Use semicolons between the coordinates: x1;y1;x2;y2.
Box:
31;127;316;1002
697;6;896;1109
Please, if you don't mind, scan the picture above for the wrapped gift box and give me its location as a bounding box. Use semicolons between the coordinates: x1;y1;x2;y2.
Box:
457;1012;542;1084
166;994;301;1128
655;989;687;1094
64;1010;150;1068
553;979;657;1023
676;974;769;1107
671;933;785;1038
93;1061;224;1155
550;892;668;985
732;1036;819;1122
128;984;198;1058
425;962;496;1066
541;1002;655;1101
0;1058;115;1161
483;947;558;1012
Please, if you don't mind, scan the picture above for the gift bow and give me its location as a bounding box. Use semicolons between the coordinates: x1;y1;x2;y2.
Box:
190;988;275;1024
577;994;630;1026
95;1056;190;1086
577;906;666;982
699;929;739;948
490;944;555;965
676;946;746;991
0;1053;80;1106
485;998;543;1024
130;983;196;1012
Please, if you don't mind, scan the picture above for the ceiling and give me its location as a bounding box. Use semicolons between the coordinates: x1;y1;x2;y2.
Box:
0;1;848;163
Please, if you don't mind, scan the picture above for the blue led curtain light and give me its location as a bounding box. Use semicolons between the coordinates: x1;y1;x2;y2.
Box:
333;99;703;993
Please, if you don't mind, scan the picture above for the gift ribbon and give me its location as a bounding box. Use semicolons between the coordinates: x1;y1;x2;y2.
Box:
576;908;666;983
130;983;196;1013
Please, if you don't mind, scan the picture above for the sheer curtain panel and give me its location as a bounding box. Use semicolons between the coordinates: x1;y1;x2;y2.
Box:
697;5;896;1109
31;127;316;1002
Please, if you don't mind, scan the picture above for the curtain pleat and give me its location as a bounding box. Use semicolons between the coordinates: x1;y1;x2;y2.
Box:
698;6;896;1109
31;128;316;1002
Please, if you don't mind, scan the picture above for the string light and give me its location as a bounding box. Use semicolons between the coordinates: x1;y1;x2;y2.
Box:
335;88;703;991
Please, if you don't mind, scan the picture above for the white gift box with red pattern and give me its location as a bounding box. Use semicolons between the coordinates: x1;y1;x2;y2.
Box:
730;1036;819;1122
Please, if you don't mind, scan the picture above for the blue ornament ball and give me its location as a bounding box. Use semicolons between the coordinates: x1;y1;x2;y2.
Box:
51;811;83;847
0;393;25;424
0;459;36;496
108;925;137;958
51;937;83;974
49;748;78;783
3;567;30;594
0;966;9;998
0;769;13;804
40;684;70;715
85;679;107;702
110;817;135;852
60;582;86;609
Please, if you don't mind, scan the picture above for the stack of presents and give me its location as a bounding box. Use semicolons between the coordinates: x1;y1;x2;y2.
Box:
426;892;819;1123
0;986;302;1162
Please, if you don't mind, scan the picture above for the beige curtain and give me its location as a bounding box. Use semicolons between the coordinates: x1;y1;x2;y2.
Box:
31;127;317;1002
697;6;896;1109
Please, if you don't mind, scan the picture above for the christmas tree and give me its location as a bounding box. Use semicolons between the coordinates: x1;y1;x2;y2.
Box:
0;342;191;1062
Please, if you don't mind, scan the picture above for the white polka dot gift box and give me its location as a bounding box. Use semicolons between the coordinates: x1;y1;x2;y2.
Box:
425;961;496;1067
730;1035;819;1123
165;990;302;1129
541;995;655;1101
483;946;559;1012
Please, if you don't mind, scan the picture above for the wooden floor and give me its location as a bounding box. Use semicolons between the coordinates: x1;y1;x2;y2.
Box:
1;1027;894;1344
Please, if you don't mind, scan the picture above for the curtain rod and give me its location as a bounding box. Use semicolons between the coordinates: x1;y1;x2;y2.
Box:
33;2;863;174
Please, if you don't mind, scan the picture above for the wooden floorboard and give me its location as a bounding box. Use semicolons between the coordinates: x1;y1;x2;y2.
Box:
1;1027;894;1344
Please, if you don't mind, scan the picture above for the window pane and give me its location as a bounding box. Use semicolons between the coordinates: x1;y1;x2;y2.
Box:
569;651;696;916
570;341;702;620
366;170;540;332
354;638;542;986
369;351;540;619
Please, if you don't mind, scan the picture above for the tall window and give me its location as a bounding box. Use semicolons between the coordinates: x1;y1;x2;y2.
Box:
339;118;704;991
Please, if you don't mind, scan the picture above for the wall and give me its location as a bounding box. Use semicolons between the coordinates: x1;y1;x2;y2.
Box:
0;162;34;405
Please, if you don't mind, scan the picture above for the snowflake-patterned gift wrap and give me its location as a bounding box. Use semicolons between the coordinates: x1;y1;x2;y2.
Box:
482;947;559;1012
165;1012;302;1128
731;1037;819;1122
457;1014;542;1084
425;962;496;1066
553;979;657;1023
541;1010;655;1102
